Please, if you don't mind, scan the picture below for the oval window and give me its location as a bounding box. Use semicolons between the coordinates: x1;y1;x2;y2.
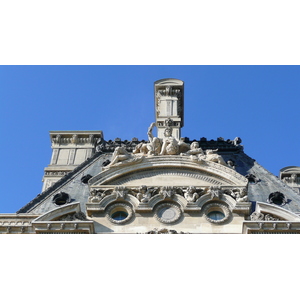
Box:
111;211;128;221
207;211;225;221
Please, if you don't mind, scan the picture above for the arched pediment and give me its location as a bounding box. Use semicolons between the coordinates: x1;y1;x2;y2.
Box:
33;202;82;221
90;156;248;187
254;202;300;221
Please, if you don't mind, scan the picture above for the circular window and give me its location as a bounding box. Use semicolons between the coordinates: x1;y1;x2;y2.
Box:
268;192;287;206
106;203;133;225
111;211;128;221
204;203;230;224
81;174;92;184
154;203;182;224
52;192;71;206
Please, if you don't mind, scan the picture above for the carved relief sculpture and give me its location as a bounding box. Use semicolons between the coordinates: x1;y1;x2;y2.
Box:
184;186;200;202
208;186;222;200
226;188;248;202
112;186;128;200
136;185;153;203
159;186;176;200
205;149;227;166
104;146;143;169
180;141;205;160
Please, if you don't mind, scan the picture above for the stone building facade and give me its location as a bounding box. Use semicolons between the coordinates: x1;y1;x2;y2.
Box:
1;78;300;234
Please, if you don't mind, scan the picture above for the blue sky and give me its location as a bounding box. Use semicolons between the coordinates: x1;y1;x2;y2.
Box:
0;65;299;213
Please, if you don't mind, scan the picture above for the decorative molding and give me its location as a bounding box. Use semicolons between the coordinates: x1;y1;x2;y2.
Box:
44;171;69;176
203;202;231;224
106;203;134;225
90;156;248;187
250;212;281;221
154;203;182;224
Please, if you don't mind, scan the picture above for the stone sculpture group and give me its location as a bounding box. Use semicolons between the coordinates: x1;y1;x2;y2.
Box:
105;122;230;169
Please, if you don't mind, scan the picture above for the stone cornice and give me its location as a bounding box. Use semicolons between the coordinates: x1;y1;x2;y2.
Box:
50;131;103;146
90;156;248;187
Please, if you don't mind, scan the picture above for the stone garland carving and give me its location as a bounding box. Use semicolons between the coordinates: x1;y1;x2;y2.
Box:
88;185;249;216
88;185;223;205
250;212;280;221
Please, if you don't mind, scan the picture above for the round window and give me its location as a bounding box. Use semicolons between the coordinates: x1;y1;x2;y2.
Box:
204;203;230;224
106;203;133;225
52;192;71;206
111;211;128;221
154;203;182;224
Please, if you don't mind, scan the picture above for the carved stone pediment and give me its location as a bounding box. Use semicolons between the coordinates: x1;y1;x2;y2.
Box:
90;156;248;187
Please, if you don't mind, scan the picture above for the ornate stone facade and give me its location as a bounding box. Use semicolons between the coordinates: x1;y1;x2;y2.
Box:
1;78;300;234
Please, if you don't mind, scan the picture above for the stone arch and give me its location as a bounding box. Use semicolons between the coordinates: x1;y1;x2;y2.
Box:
254;202;300;221
33;202;82;222
147;194;188;210
90;156;248;188
196;193;236;209
99;194;140;210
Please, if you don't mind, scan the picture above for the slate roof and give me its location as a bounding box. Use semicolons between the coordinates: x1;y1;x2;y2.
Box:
17;138;300;216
